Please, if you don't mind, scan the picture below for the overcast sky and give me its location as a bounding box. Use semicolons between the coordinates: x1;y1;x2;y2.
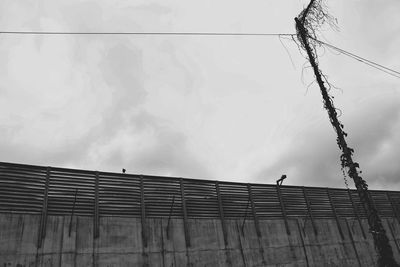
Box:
0;0;399;190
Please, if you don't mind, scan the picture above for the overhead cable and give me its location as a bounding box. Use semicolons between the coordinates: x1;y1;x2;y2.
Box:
2;30;398;79
312;37;400;79
0;31;295;37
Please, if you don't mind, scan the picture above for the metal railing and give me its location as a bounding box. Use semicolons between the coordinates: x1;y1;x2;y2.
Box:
1;161;399;220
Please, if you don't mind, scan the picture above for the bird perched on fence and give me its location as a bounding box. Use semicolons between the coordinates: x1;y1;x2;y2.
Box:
122;168;126;174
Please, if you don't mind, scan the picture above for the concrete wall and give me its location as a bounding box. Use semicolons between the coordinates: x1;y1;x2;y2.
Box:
1;213;400;266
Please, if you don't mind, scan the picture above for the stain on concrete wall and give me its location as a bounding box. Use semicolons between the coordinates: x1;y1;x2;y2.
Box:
2;213;400;266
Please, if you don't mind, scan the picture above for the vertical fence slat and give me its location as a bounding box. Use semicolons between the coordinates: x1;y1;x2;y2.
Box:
348;189;366;239
180;179;190;247
94;171;99;239
387;192;400;225
248;184;261;238
296;218;310;267
216;181;228;246
69;188;78;237
38;167;51;248
345;218;362;267
303;187;317;235
166;195;175;240
327;188;344;239
140;175;147;247
277;184;290;235
387;221;400;254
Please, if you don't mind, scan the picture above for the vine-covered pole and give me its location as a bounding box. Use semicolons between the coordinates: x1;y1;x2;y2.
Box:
295;1;398;266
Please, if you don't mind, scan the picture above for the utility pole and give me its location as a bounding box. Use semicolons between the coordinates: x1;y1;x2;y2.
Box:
295;1;398;266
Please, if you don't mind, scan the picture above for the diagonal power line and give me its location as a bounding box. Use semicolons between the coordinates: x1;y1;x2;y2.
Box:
312;37;400;79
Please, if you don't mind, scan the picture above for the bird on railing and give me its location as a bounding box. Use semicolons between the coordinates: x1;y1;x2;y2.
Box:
122;168;126;174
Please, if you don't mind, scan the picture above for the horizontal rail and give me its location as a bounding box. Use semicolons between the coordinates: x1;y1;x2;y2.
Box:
1;161;400;219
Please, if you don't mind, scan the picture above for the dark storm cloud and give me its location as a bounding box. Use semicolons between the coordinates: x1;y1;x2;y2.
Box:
256;93;400;189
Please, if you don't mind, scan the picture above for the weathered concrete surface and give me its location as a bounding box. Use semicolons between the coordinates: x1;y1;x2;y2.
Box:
1;213;400;266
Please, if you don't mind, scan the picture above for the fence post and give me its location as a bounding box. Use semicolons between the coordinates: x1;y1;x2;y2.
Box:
69;188;78;237
387;192;400;225
38;167;51;248
216;181;228;246
276;183;290;235
140;175;147;247
348;189;366;239
94;171;99;239
327;188;344;239
247;184;261;238
180;178;191;247
303;187;317;235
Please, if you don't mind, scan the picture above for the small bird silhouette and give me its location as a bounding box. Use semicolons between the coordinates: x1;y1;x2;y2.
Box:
122;168;126;174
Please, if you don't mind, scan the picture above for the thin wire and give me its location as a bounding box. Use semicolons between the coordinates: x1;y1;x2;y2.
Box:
279;35;296;69
312;37;400;79
316;38;400;75
0;31;295;37
322;43;400;77
3;29;398;79
331;48;400;79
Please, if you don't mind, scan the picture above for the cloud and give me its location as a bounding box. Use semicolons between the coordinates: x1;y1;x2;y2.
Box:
256;92;400;189
0;0;399;190
0;33;210;177
88;111;211;178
